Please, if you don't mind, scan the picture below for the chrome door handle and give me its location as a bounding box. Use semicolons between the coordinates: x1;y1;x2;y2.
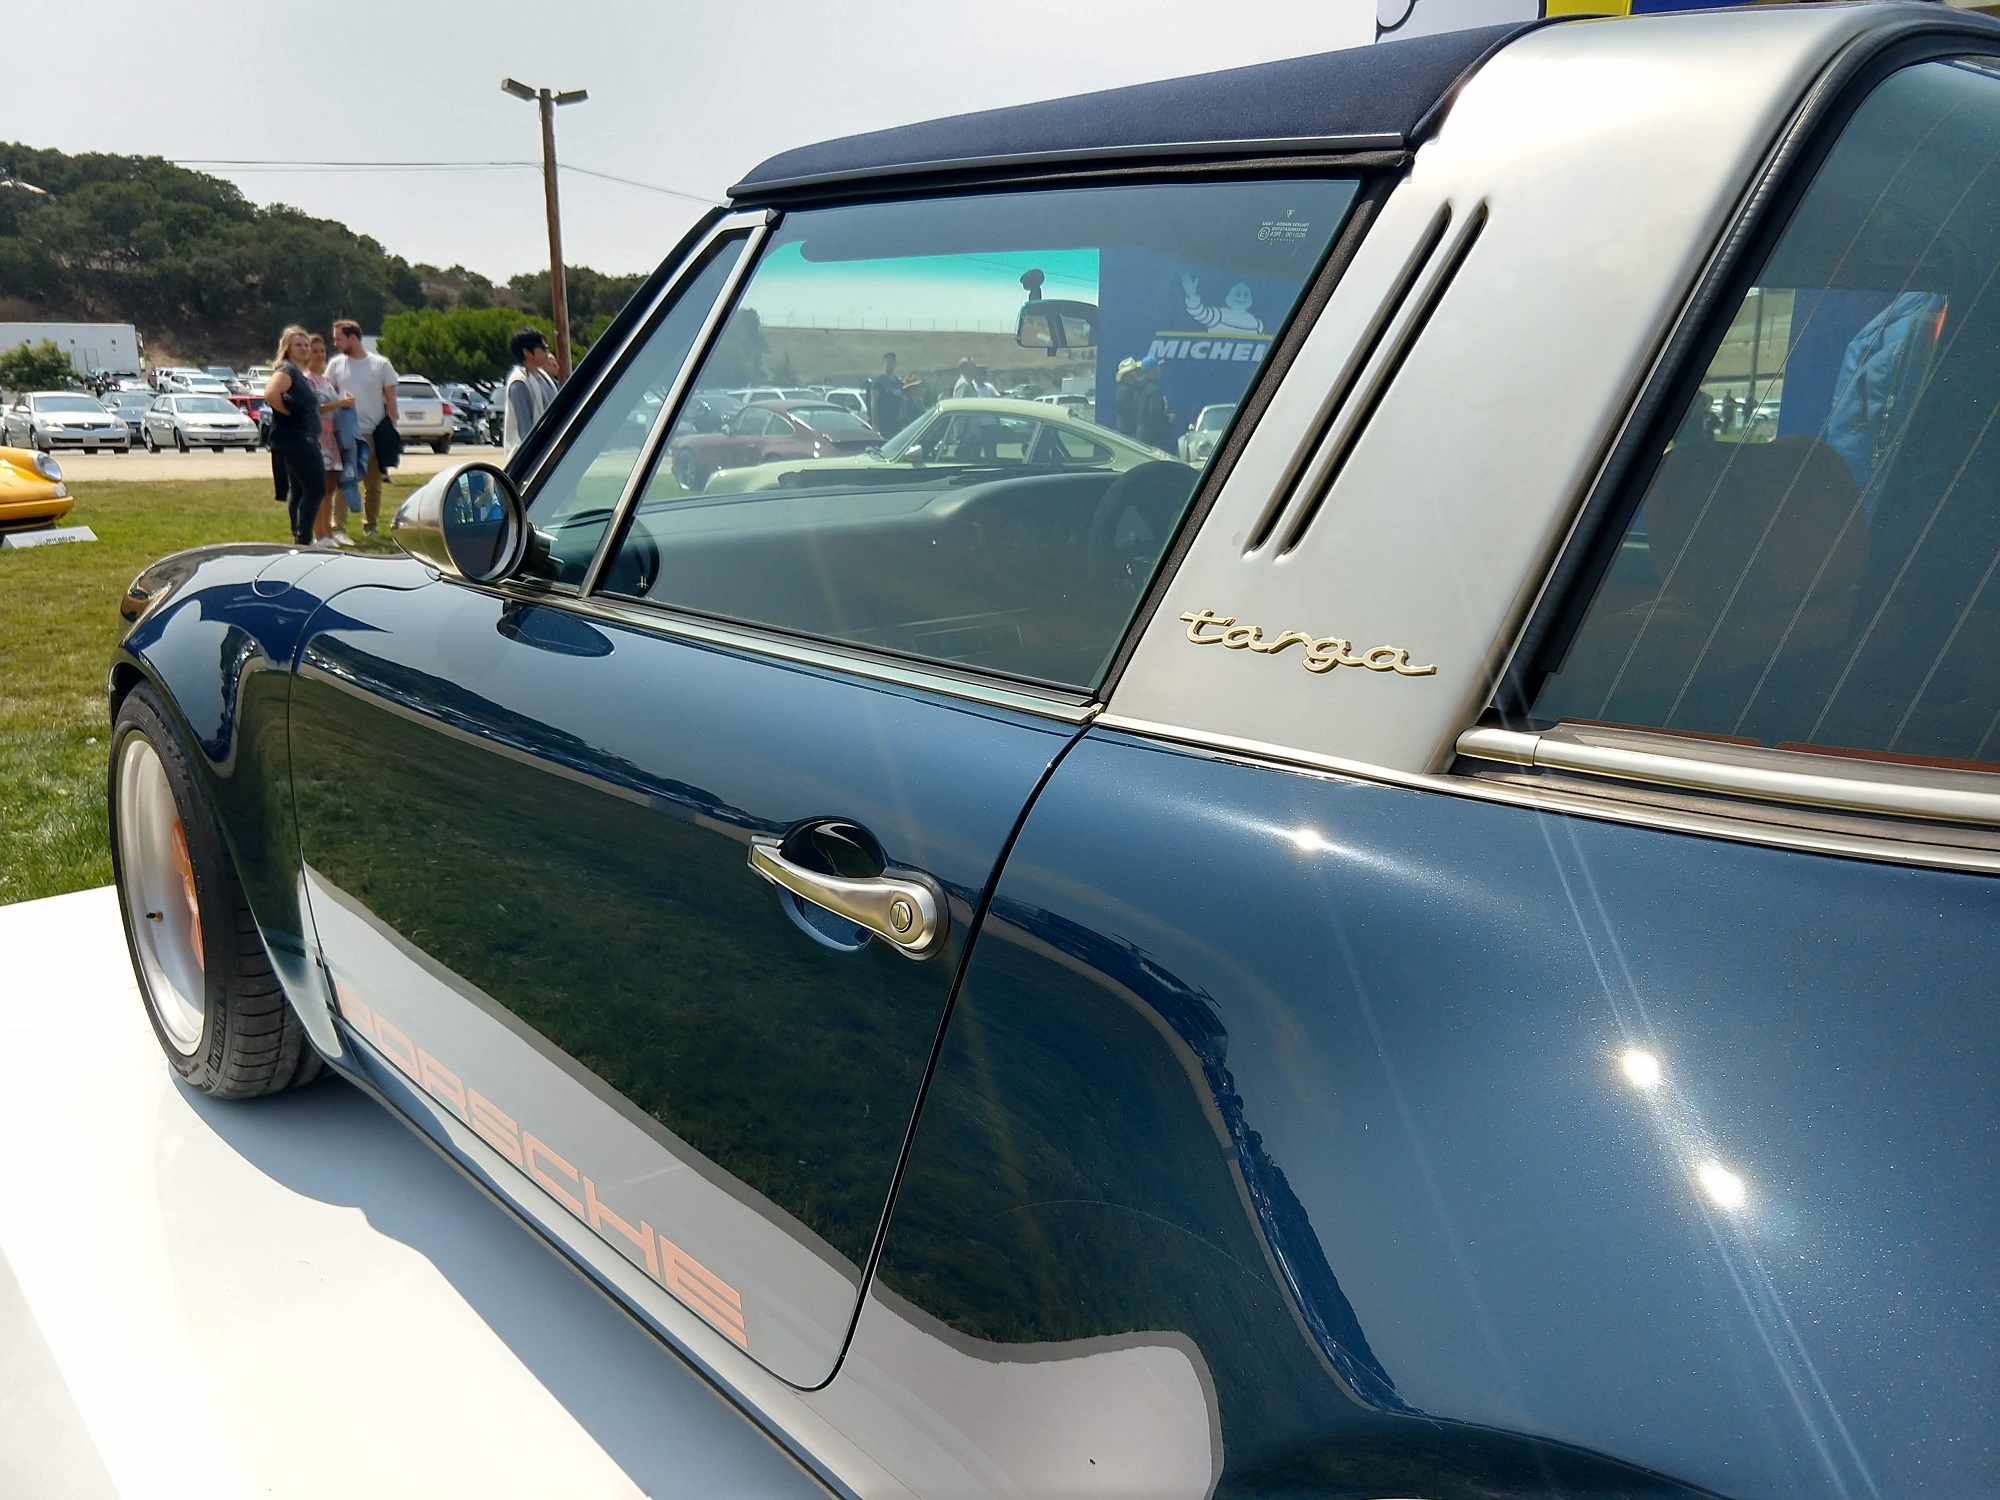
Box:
748;836;948;958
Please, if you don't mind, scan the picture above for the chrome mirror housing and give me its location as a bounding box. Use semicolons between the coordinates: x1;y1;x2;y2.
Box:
392;461;529;584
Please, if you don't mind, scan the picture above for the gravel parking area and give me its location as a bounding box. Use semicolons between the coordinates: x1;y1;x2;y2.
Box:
48;445;496;484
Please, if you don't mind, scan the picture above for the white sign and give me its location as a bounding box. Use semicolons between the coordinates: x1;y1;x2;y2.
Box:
1;526;97;550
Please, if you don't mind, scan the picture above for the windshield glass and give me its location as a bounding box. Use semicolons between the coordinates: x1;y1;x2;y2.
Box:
1197;404;1235;431
177;397;235;414
35;395;103;413
791;405;874;437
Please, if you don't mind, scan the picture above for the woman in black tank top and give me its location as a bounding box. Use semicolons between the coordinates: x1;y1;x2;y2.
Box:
263;326;326;545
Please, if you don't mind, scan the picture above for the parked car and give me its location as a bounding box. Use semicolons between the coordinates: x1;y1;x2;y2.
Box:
161;371;231;398
203;364;237;386
821;387;869;418
3;391;131;452
106;12;2000;1500
697;395;1170;493
0;444;71;533
1032;391;1095;421
725;385;818;406
441;383;491;446
665;399;879;490
227;392;268;425
393;375;453;452
1177;401;1237;464
141;393;258;451
103;390;154;442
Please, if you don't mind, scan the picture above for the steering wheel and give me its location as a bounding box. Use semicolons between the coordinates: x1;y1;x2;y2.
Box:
1085;461;1200;599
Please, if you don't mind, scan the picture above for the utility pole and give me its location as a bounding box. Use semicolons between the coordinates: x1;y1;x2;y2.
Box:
502;77;588;378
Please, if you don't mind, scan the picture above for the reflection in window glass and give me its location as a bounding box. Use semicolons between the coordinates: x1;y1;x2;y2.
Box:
518;238;744;586
604;179;1356;690
1534;60;2000;770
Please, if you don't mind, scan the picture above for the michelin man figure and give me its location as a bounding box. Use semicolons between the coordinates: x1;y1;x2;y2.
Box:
1182;275;1265;333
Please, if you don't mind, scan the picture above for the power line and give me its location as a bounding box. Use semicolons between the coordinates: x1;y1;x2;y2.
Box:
172;158;721;203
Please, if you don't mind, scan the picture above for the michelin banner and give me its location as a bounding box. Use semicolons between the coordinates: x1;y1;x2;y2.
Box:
1096;248;1299;430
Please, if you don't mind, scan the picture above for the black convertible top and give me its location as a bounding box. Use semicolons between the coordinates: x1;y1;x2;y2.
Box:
730;22;1532;199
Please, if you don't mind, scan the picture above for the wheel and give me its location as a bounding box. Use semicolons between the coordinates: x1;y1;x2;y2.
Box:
174;428;187;453
33;430;48;452
85;447;98;455
672;448;709;492
110;684;323;1097
211;446;224;453
431;437;451;454
144;428;158;452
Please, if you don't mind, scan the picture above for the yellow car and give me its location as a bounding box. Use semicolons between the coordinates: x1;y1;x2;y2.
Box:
0;446;72;534
697;397;1178;494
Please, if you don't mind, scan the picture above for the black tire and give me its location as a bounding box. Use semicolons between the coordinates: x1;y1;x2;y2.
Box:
85;447;98;455
431;437;451;454
110;684;323;1097
33;431;48;452
211;446;224;453
144;428;158;452
673;448;708;492
174;428;187;453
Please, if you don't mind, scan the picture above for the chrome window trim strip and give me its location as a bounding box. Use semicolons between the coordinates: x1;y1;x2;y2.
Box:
1096;712;2000;876
1457;724;2000;827
513;209;774;504
491;582;1103;724
573;217;774;597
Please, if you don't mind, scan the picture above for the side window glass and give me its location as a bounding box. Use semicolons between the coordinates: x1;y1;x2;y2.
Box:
600;179;1357;691
1534;59;2000;770
517;236;745;586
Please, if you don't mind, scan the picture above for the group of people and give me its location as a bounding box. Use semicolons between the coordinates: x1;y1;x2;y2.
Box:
261;321;561;549
1114;354;1174;451
263;322;400;549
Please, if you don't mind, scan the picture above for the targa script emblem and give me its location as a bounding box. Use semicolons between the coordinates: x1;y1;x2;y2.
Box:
1180;610;1436;677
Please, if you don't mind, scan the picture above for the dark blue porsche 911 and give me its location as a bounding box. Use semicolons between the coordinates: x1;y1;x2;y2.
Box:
107;7;1999;1496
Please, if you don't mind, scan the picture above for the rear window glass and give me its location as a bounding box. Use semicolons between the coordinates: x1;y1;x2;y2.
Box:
398;380;438;397
1532;59;2000;772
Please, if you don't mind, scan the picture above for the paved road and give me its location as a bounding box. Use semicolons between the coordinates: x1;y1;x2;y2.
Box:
52;445;496;484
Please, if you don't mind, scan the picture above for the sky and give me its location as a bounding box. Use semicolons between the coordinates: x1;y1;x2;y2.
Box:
4;0;1375;286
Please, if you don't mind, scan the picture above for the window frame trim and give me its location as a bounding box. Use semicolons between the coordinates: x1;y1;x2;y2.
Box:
504;209;771;595
1459;19;2000;859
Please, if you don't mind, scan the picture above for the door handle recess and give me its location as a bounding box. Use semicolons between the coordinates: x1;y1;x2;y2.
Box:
748;836;948;958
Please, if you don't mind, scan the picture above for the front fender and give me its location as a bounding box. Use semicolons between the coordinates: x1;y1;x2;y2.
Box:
112;546;434;1054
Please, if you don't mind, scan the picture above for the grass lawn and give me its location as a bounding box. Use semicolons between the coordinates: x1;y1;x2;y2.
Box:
0;475;426;904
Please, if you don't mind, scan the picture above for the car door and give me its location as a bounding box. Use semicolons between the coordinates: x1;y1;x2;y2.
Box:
281;219;1056;1390
290;179;1351;1399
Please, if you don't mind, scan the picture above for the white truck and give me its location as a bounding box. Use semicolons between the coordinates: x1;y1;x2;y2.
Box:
0;322;143;379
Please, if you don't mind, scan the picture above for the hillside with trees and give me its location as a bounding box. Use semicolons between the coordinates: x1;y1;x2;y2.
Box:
0;142;640;369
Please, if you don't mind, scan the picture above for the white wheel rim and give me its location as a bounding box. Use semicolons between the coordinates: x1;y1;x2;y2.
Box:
117;736;206;1053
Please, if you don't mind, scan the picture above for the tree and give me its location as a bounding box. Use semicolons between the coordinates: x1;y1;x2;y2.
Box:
0;338;76;390
377;306;601;383
510;265;645;323
701;307;766;387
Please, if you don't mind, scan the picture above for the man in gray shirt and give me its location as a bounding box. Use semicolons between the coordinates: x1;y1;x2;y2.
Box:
328;320;400;535
502;328;561;458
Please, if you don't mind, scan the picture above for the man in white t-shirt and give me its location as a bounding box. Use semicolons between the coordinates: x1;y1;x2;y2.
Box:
328;320;401;535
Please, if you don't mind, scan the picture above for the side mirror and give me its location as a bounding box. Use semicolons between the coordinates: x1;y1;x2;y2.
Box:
1016;298;1098;352
392;460;529;584
900;444;925;465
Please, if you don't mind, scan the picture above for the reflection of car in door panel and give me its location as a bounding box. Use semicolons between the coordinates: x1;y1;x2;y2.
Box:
107;11;2000;1499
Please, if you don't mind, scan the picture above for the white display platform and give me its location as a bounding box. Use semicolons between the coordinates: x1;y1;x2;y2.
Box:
0;886;826;1499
